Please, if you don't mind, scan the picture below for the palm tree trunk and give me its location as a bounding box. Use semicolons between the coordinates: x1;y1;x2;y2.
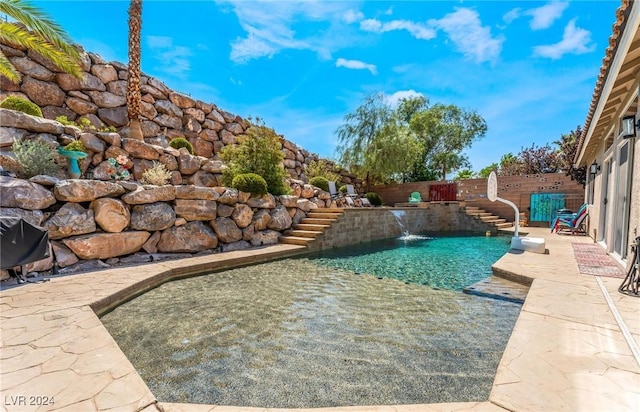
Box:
127;0;143;140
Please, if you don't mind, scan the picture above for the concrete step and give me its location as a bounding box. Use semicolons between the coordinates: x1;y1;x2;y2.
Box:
495;222;513;229
301;218;336;225
482;218;507;224
294;223;330;231
480;215;502;221
279;236;312;246
286;229;322;238
307;212;342;220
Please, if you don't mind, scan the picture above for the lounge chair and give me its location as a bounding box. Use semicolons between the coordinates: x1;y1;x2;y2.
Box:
552;206;588;235
408;192;422;203
346;184;358;199
550;204;587;232
328;181;341;200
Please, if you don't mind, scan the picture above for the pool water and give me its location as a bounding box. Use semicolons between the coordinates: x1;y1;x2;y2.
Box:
101;234;521;408
308;232;511;290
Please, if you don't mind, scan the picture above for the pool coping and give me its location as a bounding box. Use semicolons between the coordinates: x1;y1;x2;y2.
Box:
1;228;639;411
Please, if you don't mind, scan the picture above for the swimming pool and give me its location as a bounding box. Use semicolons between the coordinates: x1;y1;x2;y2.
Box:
101;233;521;407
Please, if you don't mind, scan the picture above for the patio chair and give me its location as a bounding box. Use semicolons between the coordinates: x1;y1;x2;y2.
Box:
408;192;422;203
328;181;341;200
553;206;588;235
550;203;587;232
346;184;358;199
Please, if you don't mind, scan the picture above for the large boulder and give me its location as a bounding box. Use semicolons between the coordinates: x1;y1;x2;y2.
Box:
174;199;216;221
279;195;299;208
252;209;271;231
92;198;130;233
21;76;65;106
0;207;44;226
246;193;276;209
62;231;150;260
44;203;96;239
231;204;253;228
121;185;175;204
210;217;242;243
54;179;125;202
130;202;175;231
122;138;160;160
51;241;79;267
174;185;220;200
0;177;56;210
157;221;217;253
217;188;239;205
268;205;292;230
250;230;281;246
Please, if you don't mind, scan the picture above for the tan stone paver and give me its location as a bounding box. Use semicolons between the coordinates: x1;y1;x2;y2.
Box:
1;228;639;411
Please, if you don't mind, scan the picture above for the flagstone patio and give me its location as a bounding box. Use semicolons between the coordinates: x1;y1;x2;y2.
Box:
1;228;638;411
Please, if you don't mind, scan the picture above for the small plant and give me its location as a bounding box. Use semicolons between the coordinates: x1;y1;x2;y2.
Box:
365;192;383;206
231;173;268;195
309;176;329;192
339;185;347;194
306;159;340;182
63;140;87;153
169;137;194;154
11;138;60;178
56;115;117;133
1;96;43;117
106;155;132;180
141;161;172;186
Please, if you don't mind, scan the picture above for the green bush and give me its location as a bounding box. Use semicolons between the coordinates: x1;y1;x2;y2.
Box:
1;96;42;117
169;137;194;154
231;173;268;195
365;192;383;206
63;140;87;153
339;185;347;193
309;176;329;192
12;138;61;178
220;122;290;195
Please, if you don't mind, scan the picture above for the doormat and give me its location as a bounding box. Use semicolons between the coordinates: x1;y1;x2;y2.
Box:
572;243;626;278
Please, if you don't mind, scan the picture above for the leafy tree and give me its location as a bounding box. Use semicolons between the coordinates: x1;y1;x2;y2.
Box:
220;121;290;195
478;163;498;178
554;126;586;185
306;159;340;183
454;169;475;181
0;0;83;83
517;143;560;174
498;153;523;176
126;0;144;140
336;93;486;184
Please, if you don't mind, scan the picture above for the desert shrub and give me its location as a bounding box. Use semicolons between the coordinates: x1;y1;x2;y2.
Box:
169;137;194;154
339;185;347;193
63;140;87;153
309;176;329;192
231;173;268;195
365;192;383;206
11;138;60;178
56;116;116;132
1;96;42;117
306;159;340;182
141;161;172;186
220;122;290;195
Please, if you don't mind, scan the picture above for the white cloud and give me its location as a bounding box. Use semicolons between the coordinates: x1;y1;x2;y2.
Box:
384;90;424;107
342;9;363;24
360;18;436;40
218;0;362;63
533;19;595;59
526;1;569;30
503;8;522;24
336;58;377;75
429;8;504;63
146;36;192;78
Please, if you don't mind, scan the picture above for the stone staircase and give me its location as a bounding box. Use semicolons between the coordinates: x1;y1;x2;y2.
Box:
464;205;516;229
279;208;344;246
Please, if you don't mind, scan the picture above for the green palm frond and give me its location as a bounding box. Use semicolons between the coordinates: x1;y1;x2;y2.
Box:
0;51;21;82
0;0;80;60
0;22;82;78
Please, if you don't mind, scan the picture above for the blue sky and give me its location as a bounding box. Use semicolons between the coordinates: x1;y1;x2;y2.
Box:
34;0;618;172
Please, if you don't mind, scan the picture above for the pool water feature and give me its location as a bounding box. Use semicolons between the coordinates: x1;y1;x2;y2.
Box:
101;233;520;408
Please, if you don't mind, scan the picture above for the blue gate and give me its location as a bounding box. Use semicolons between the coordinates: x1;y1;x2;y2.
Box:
530;193;566;222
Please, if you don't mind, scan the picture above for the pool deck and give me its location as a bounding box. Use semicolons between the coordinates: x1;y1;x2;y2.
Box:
1;227;639;411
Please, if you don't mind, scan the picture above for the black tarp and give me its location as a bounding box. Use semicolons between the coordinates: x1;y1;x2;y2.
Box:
0;217;50;269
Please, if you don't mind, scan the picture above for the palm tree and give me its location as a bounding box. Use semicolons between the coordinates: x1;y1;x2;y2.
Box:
0;0;83;83
126;0;143;140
